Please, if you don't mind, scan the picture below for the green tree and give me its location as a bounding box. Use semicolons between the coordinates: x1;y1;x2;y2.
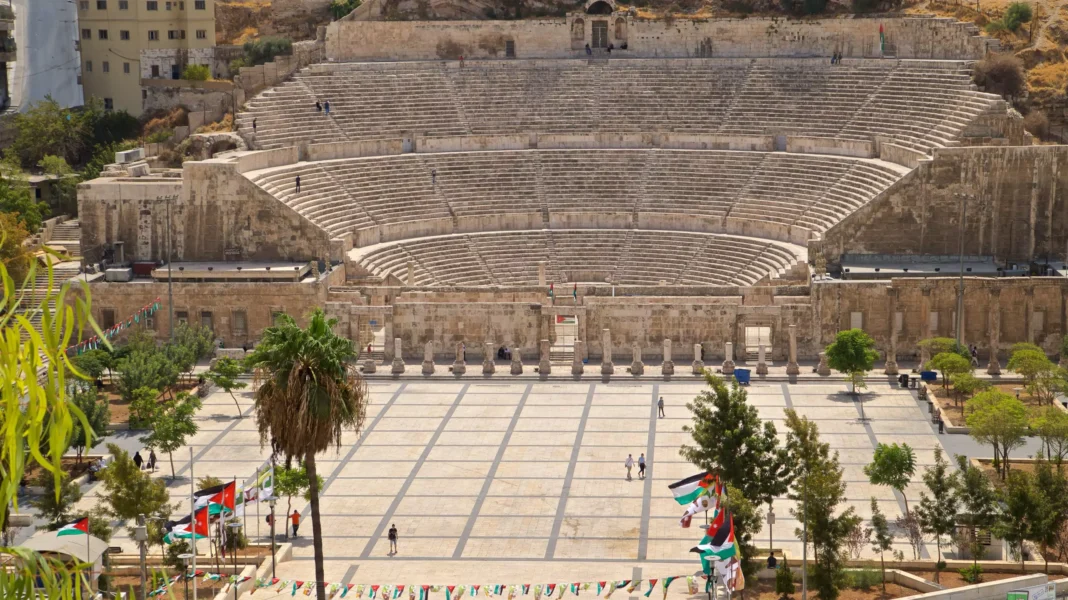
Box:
1031;459;1068;572
30;471;83;527
1060;334;1068;365
82;140;138;182
915;448;959;583
38;155;78;217
0;211;32;283
966;390;1028;479
242;37;293;66
206;357;247;417
7;96;89;168
245;309;369;600
926;352;972;391
1032;406;1068;466
98;443;173;537
784;409;860;600
1007;348;1054;387
0;174;47;233
117;349;179;402
181;64;211;81
867;498;893;593
70;350;108;382
863;443;917;516
724;484;762;585
949;372;990;409
996;470;1046;571
140;392;202;479
129;386;161;427
955;455;998;567
274;464;324;540
825;329;879;394
1003;1;1033;30
775;557;795;599
919;337;970;360
69;387;110;462
171;322;215;373
197;475;223;491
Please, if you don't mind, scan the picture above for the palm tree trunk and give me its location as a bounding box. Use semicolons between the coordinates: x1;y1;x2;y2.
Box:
307;451;327;600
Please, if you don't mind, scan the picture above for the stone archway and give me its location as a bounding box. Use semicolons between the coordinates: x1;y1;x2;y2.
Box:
585;0;615;14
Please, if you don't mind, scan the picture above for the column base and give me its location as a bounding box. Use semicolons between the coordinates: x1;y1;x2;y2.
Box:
539;361;552;375
421;360;434;375
510;360;523;375
452;362;466;375
601;362;614;375
572;362;584;376
662;361;675;376
631;361;644;375
483;361;495;375
987;359;1001;375
692;360;705;375
786;361;800;375
883;360;898;376
722;360;735;375
363;359;377;374
391;359;405;375
756;362;768;375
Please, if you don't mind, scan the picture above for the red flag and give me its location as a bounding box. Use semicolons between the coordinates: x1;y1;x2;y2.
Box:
706;508;726;537
209;481;237;511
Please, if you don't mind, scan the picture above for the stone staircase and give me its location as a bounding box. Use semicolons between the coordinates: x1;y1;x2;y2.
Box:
48;219;82;260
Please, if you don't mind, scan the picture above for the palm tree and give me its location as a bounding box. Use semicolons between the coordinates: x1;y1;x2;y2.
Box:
245;309;368;600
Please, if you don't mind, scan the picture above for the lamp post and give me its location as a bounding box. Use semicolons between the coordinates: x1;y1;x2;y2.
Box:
227;521;243;600
179;553;194;600
267;496;277;579
134;514;148;600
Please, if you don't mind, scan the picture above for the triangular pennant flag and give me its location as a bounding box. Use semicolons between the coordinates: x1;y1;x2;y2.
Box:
596;583;604;596
523;585;530;596
293;582;301;597
545;585;555;597
643;581;657;597
447;586;456;600
570;584;579;596
371;585;380;599
396;585;406;599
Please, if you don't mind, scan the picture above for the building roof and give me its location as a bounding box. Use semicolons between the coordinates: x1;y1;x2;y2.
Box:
21;531;109;564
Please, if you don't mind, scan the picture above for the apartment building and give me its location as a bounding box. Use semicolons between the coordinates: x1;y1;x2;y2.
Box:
76;0;215;115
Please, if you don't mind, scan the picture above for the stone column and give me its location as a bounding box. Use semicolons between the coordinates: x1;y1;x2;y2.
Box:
391;337;405;375
1025;286;1036;343
692;343;705;375
422;341;434;375
817;351;831;376
539;339;551;375
483;341;495;375
511;346;523;375
631;343;644;375
572;340;585;376
406;260;415;286
453;341;466;375
722;342;735;375
601;329;614;375
988;288;1002;375
756;344;768;375
662;339;674;376
920;286;933;367
786;324;800;376
884;289;898;375
537;261;547;287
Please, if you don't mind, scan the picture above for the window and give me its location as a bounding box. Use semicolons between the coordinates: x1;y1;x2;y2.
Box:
101;309;116;330
34;188;41;200
123;62;130;74
150;65;160;77
232;310;247;336
79;0;89;9
195;0;205;8
148;30;159;40
146;0;157;9
175;310;189;325
97;0;106;8
179;1;185;8
165;1;171;8
98;29;108;40
120;30;130;40
196;29;206;39
200;311;214;331
168;30;180;39
104;98;113;110
146;313;155;330
85;60;92;72
102;61;110;73
894;311;903;333
929;311;939;335
849;311;863;330
81;29;91;39
119;0;128;7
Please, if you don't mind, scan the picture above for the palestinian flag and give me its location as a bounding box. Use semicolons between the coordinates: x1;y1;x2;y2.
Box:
668;473;715;505
692;514;737;561
679;494;716;528
164;506;210;543
57;517;89;536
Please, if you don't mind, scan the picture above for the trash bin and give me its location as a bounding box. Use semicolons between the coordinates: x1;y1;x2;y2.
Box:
734;369;751;385
898;373;909;388
920;370;938;383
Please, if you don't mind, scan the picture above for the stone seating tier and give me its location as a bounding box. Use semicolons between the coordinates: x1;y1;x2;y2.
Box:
354;230;806;287
236;59;1004;154
245;148;908;241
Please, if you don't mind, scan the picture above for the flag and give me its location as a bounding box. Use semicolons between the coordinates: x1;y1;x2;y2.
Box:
680;493;717;528
660;578;677;600
879;24;885;54
572;284;577;300
258;466;275;501
549;283;555;303
643;580;657;597
705;507;726;538
234;484;246;518
717;558;745;594
194;481;236;514
692;514;737;561
395;585;405;599
164;506;209;543
56;517;89;536
595;583;604;595
668;473;715;505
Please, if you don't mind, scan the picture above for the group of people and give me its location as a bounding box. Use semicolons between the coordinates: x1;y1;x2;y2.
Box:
830;51;844;64
584;42;628;55
315;99;332;115
132;449;157;472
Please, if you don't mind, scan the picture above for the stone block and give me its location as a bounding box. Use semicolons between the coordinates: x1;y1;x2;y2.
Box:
573;340;585;376
631;343;644;376
692;343;704;375
453;341;466;376
511;346;523;375
817;351;831;376
483;342;495;375
538;339;551;375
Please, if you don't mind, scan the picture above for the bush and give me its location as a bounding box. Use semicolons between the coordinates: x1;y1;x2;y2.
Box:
974;54;1025;99
222;523;249;552
843;569;883;590
181;64;211;81
1023;110;1049;139
1003;2;1033;31
243;37;293;67
163;539;191;569
959;564;983;584
145;129;174;144
775;560;796;599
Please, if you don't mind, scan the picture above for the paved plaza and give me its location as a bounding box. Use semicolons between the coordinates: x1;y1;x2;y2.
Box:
80;378;952;592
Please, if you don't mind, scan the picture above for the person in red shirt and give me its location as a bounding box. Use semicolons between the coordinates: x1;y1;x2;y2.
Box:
290;510;300;537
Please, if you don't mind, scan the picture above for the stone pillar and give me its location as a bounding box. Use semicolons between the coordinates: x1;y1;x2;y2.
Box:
884;289;898;376
422;341;434;375
453;341;466;375
511;346;523;375
631;343;644;375
601;329;614;375
692;343;704;375
786;324;800;375
483;342;495;375
817;351;831;376
920;286;933;367
662;339;674;376
391;337;405;375
988;288;1002;375
537;261;547;287
539;339;551;375
756;344;768;375
722;342;735;375
572;340;585;375
363;354;377;374
1025;286;1036;343
406;260;415;286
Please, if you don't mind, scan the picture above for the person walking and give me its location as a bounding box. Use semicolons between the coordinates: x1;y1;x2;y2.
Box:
657;396;665;418
388;523;398;555
148;449;157;471
324;100;331;115
431;168;437;185
315;100;322;112
625;454;634;481
252;118;257;133
970;345;979;367
638;453;646;480
290;510;300;537
133;451;144;471
295;175;301;194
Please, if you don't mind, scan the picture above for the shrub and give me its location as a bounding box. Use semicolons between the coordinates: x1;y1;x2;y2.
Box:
974;54;1025;99
145;129;173;144
775;559;796;599
959;564;983;584
1023;110;1050;139
243;37;293;67
181;64;210;81
228;57;248;74
843;569;883;590
163;539;191;569
1003;2;1033;31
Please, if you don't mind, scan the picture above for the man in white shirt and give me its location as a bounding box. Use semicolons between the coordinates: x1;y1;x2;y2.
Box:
625;454;634;481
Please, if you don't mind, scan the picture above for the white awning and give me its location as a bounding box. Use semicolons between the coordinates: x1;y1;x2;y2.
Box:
21;532;109;564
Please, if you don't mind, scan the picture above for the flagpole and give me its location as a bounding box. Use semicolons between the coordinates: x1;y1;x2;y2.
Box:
191;446;197;600
86;514;92;590
255;466;260;542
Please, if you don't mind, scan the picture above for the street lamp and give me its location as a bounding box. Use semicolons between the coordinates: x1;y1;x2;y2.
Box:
227;521;243;600
179;553;194;600
267;496;277;579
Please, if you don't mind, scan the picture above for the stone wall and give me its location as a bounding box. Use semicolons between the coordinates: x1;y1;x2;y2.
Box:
141;48;216;80
822;146;1068;265
141;79;244;122
326;15;994;62
236;39;325;99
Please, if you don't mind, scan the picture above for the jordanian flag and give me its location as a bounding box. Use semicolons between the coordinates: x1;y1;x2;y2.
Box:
668;473;715;505
691;513;737;562
194;481;236;515
56;517;89;536
164;506;210;543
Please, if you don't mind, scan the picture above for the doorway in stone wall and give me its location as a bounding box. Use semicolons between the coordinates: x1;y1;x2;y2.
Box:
592;21;608;49
358;317;386;361
551;314;578;363
744;326;771;359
